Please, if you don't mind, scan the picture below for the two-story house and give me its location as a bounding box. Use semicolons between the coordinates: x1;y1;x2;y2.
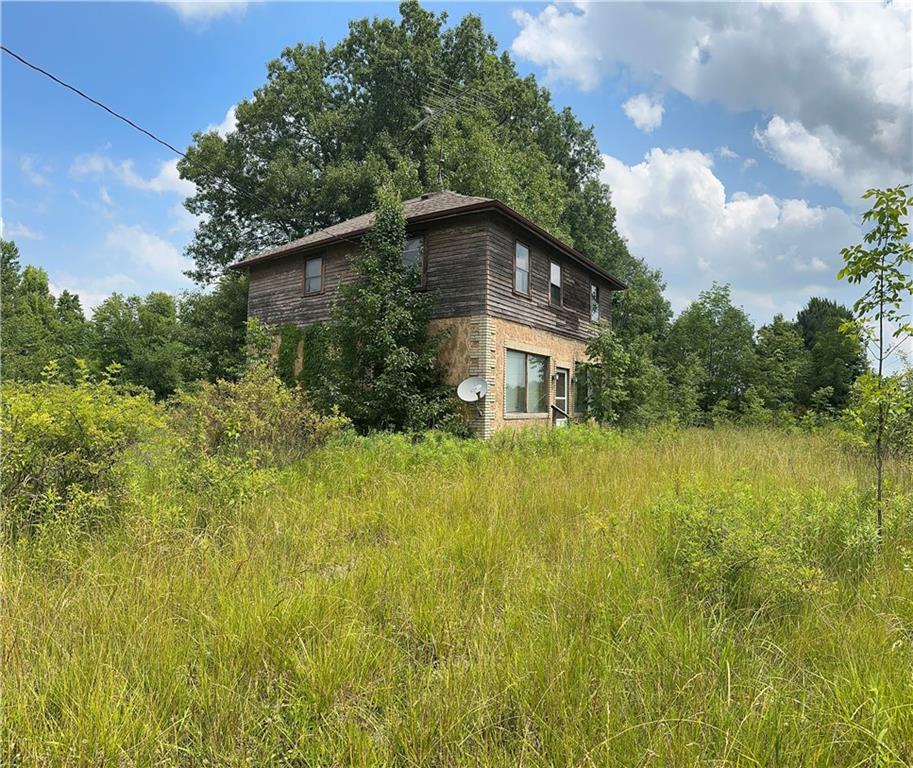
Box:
231;191;626;437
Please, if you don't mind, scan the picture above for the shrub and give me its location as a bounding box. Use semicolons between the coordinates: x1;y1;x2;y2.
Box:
166;364;348;526
658;482;879;614
169;362;349;469
1;363;162;540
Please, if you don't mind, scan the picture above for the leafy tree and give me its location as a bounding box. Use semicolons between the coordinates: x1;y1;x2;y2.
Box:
753;315;809;413
177;1;667;339
838;184;912;537
179;274;249;382
327;185;453;432
91;292;195;398
795;297;867;409
55;290;89;381
664;284;756;416
2;262;60;382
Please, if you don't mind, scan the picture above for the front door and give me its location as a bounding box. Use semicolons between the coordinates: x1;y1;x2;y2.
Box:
554;367;569;427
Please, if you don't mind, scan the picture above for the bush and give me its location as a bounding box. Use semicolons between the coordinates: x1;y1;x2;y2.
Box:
658;482;879;614
1;363;162;540
169;363;348;468
166;364;349;522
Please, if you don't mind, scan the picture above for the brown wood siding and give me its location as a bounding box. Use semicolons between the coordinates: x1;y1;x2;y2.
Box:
247;215;489;328
485;219;614;342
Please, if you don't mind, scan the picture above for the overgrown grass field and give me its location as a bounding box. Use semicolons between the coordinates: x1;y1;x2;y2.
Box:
4;427;913;766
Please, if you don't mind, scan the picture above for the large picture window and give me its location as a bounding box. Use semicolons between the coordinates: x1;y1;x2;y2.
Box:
304;256;323;295
505;349;548;414
514;242;530;295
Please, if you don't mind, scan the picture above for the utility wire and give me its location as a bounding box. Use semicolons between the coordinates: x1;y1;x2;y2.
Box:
1;44;296;239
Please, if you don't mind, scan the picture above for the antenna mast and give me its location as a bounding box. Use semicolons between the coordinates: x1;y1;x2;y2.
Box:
410;75;502;193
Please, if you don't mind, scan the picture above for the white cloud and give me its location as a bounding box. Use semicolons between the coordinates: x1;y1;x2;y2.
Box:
512;2;912;205
2;221;44;240
71;154;195;197
622;93;664;133
717;146;739;160
19;156;49;187
753;115;900;204
162;1;248;23
741;158;757;171
600;147;862;321
104;224;192;277
99;186;113;206
207;105;237;137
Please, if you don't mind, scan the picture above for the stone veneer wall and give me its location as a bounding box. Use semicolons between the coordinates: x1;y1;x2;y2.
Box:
430;315;591;438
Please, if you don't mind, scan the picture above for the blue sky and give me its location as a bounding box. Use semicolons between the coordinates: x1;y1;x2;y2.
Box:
2;1;910;324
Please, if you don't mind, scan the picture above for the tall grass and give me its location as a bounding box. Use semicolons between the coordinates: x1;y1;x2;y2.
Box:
3;426;912;766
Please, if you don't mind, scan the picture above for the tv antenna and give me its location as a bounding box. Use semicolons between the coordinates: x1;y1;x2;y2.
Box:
457;376;488;416
410;75;504;191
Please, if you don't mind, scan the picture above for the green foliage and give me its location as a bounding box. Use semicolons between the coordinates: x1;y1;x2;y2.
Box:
844;369;913;459
175;1;665;337
169;362;347;469
326;185;455;433
275;323;304;387
167;363;348;524
838;184;912;535
659;483;880;614
0;364;162;540
796;297;867;410
1;242;89;382
753;314;808;412
178;273;249;382
90;292;196;398
665;283;756;416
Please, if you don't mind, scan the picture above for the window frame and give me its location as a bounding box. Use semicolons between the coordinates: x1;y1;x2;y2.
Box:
549;261;562;307
303;255;325;296
505;348;549;415
590;284;600;322
402;234;427;288
513;241;531;297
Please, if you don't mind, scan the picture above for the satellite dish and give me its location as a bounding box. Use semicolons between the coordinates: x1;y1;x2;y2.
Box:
457;376;488;403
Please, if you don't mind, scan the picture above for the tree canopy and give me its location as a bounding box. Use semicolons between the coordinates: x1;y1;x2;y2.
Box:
177;1;665;337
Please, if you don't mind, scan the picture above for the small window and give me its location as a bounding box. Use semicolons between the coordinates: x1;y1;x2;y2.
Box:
550;262;562;305
402;236;424;272
505;349;548;414
590;284;600;322
304;256;323;295
514;242;530;295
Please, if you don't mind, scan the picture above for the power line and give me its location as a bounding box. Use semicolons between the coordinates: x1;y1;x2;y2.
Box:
0;44;296;238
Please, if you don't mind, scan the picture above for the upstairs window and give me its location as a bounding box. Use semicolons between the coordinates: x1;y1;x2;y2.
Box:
514;242;530;295
402;236;424;273
505;349;548;414
304;256;323;295
550;262;562;306
590;284;600;322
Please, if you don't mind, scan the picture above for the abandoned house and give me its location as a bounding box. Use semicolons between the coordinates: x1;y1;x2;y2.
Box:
231;191;626;437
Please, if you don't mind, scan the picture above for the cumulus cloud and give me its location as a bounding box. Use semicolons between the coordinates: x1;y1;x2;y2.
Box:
104;224;192;277
162;1;248;23
600;147;861;320
622;94;664;133
72;154;195;197
206;105;238;137
717;146;739;160
512;2;912;205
